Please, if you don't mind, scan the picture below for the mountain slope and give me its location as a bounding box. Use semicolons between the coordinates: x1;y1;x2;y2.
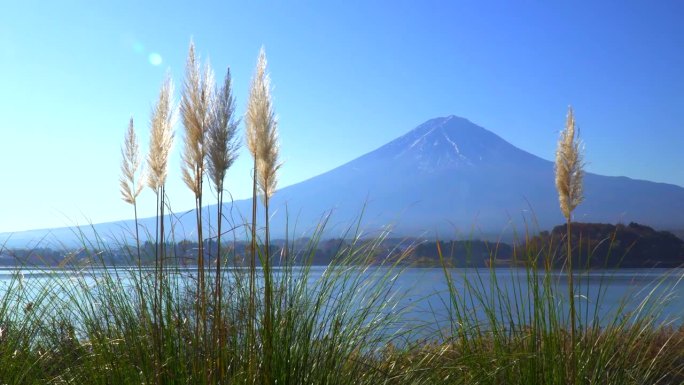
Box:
4;116;684;246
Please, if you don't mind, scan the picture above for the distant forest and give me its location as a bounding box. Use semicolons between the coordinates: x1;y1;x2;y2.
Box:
522;222;684;269
1;222;683;269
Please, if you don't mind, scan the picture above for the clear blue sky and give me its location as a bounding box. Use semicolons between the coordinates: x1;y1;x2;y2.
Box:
1;1;682;233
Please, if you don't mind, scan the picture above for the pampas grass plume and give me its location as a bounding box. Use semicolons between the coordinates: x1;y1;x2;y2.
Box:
207;68;240;192
555;106;584;219
180;41;215;196
120;117;144;204
246;47;280;201
147;75;175;192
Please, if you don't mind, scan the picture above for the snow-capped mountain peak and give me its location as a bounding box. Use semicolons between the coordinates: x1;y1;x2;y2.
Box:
385;116;532;171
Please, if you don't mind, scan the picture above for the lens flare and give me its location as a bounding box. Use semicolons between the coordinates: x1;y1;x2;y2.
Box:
148;53;163;66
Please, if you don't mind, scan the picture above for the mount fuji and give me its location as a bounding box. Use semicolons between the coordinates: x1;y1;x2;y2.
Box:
4;116;684;246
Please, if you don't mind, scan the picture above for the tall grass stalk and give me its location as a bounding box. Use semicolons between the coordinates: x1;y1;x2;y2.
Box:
119;117;145;313
555;105;584;382
246;46;280;382
245;49;260;374
180;41;215;353
146;73;175;382
206;66;240;380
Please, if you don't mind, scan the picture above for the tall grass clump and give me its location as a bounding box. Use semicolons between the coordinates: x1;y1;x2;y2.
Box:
415;228;684;385
555;105;584;380
11;225;412;384
0;268;48;384
146;73;175;382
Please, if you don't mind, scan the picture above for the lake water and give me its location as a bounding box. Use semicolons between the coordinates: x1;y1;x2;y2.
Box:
397;267;684;335
2;266;683;336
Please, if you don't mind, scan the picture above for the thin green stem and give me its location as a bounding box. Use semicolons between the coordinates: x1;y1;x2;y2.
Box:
567;218;576;384
214;189;224;383
249;160;257;378
263;195;272;385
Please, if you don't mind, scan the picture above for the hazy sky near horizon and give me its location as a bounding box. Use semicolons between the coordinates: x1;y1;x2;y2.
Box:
0;1;683;233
